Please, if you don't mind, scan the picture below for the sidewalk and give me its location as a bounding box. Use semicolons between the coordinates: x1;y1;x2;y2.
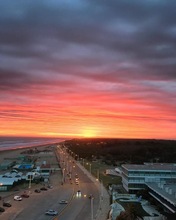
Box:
76;162;110;220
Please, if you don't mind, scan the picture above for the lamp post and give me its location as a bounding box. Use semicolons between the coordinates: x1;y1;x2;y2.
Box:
62;168;65;183
28;174;32;189
96;169;99;181
90;195;94;220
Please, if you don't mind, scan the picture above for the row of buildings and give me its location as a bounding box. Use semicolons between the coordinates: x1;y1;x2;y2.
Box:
0;163;53;191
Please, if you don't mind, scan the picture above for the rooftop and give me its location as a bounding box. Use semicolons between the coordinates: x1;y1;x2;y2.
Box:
147;182;176;206
122;163;176;171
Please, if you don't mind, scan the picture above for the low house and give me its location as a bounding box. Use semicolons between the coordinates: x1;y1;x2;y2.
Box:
0;161;15;170
40;164;51;177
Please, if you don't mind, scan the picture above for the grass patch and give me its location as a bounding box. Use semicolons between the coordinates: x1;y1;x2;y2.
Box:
82;159;122;188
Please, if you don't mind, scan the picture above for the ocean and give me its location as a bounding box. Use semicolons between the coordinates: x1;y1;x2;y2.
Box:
0;136;66;151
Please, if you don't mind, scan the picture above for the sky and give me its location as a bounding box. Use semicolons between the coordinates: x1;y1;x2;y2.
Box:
0;0;176;139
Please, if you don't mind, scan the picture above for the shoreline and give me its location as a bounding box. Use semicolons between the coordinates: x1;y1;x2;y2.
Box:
0;141;62;153
0;140;65;164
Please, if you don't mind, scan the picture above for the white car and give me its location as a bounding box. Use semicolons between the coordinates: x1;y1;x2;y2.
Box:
76;190;82;197
14;196;22;201
45;209;58;216
59;200;68;204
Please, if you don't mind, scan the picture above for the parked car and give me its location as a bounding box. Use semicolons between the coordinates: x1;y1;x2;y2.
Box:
14;196;22;201
47;185;53;189
0;207;5;212
40;187;48;191
59;200;68;204
21;194;29;198
3;202;11;207
34;189;41;193
45;209;58;216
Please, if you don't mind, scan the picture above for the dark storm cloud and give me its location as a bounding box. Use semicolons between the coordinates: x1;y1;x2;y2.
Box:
0;0;176;90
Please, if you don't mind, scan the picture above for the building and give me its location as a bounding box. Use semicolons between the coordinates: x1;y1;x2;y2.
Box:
0;161;16;170
121;163;176;214
121;163;176;193
13;163;34;170
40;164;51;177
147;182;176;213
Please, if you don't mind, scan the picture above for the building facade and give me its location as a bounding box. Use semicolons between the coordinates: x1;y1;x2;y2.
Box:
121;163;176;214
121;163;176;192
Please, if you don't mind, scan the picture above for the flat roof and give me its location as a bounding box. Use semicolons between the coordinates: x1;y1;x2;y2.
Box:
147;182;176;206
122;163;176;171
40;164;51;168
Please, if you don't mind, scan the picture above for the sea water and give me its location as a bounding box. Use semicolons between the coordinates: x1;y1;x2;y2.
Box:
0;136;66;151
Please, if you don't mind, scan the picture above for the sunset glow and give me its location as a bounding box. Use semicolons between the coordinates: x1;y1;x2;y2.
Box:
0;1;176;139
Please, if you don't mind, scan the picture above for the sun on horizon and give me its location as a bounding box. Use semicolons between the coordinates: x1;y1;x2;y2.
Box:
81;128;97;138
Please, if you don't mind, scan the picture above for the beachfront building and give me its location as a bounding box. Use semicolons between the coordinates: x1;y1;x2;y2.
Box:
0;160;16;170
121;163;176;213
0;172;23;191
121;163;176;193
13;163;34;170
40;164;51;177
147;182;176;214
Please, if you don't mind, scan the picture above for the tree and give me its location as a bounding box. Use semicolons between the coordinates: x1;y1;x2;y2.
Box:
116;204;143;220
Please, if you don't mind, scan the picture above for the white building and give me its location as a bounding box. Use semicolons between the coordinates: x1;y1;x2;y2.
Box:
121;163;176;213
121;163;176;193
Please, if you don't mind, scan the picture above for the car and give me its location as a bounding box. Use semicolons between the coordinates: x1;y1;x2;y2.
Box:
0;207;5;212
40;187;48;191
3;202;11;207
34;189;41;193
21;194;29;198
47;185;53;189
59;200;68;204
76;190;82;197
14;196;22;201
45;209;58;216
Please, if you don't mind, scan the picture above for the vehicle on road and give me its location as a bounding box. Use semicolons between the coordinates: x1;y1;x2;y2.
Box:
76;190;81;197
21;194;29;198
45;209;58;216
59;200;68;204
34;189;41;193
47;185;53;189
14;196;22;201
0;207;5;212
40;187;48;191
3;202;11;207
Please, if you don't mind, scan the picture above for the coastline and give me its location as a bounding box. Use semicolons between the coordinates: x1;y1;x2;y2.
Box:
0;140;65;164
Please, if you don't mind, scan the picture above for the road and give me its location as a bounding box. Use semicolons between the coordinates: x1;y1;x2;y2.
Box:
1;146;102;220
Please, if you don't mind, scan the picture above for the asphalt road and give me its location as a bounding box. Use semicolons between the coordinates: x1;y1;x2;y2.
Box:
58;163;100;220
1;147;101;220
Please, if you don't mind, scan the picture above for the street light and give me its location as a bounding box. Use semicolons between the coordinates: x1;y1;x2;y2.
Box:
96;169;99;181
62;168;65;183
89;195;94;220
28;174;32;189
89;163;92;174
